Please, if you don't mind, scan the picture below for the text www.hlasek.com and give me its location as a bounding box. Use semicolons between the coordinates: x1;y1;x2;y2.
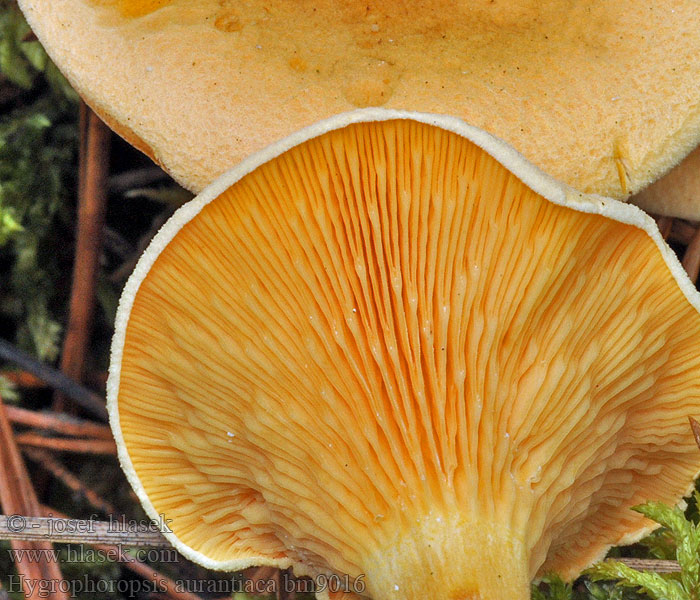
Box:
7;544;178;564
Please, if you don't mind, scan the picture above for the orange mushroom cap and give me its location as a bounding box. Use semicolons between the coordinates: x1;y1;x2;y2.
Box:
19;0;700;201
108;110;700;600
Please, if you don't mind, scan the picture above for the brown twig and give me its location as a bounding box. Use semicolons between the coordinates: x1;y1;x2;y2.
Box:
689;417;700;450
0;396;69;599
1;370;109;392
0;370;45;388
103;226;134;260
54;103;111;413
6;405;112;440
109;166;169;195
14;433;117;455
614;558;680;573
0;338;107;420
23;448;119;516
682;224;700;283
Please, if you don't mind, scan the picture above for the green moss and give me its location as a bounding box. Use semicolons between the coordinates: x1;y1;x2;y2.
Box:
0;1;78;361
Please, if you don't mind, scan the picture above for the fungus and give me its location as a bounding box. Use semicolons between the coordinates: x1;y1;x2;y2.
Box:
108;110;700;600
632;145;700;220
18;1;700;199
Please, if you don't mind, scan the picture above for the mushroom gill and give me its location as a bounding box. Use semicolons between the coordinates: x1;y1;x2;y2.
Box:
109;112;700;600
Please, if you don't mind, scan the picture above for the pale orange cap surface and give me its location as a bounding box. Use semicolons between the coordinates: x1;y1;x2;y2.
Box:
18;0;700;199
108;110;700;600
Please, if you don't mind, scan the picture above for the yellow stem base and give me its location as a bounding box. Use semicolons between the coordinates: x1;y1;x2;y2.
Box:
363;513;529;600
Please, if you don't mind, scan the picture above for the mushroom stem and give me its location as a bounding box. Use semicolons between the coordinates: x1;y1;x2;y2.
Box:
365;514;529;600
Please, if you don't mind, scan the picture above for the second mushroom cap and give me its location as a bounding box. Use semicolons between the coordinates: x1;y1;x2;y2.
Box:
18;0;700;202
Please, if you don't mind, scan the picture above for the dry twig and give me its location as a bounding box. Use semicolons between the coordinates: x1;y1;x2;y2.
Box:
109;166;169;195
23;448;119;516
0;338;107;420
689;416;700;450
0;396;69;599
55;103;111;413
14;433;117;455
0;370;44;388
7;405;112;439
614;558;680;573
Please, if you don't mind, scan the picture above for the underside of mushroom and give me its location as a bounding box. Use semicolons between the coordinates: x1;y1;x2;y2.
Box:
109;113;700;600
